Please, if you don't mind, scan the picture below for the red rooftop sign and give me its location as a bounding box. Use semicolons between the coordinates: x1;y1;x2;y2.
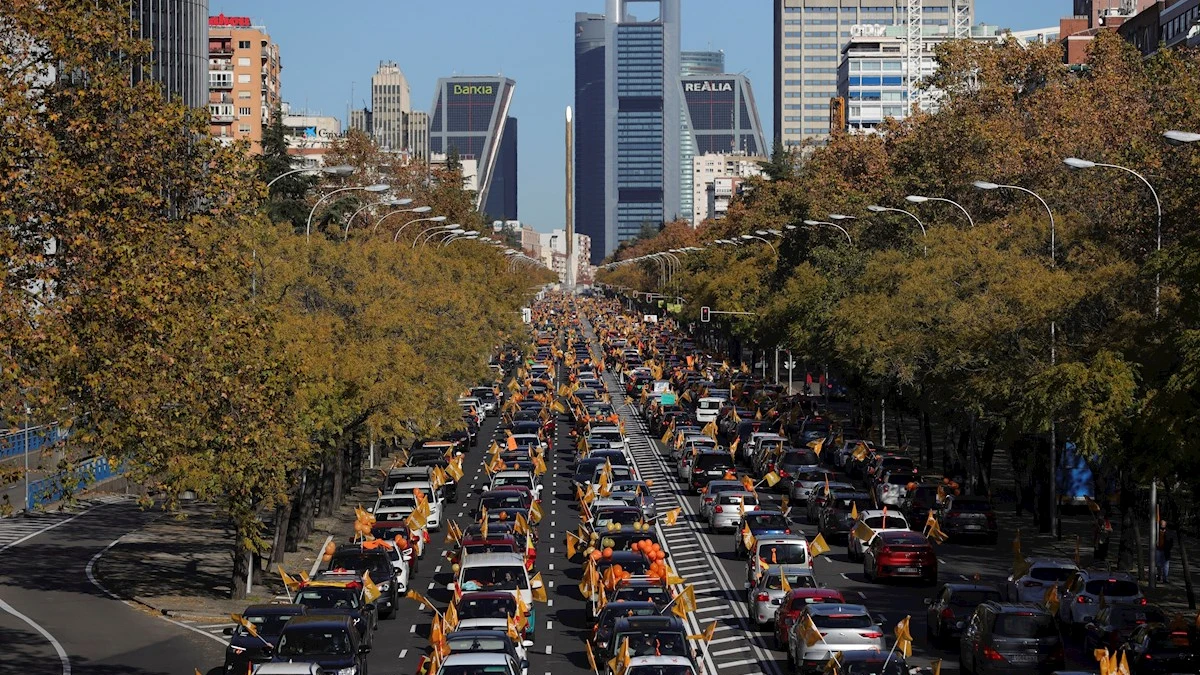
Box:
209;14;251;27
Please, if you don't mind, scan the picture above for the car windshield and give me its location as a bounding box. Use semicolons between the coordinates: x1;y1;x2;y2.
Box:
627;666;695;675
695;455;734;470
812;613;873;629
781;451;819;466
842;660;908;675
462;566;528;591
1030;567;1076;582
457;596;517;619
764;573;817;590
448;635;510;653
241;613;295;637
465;544;516;555
757;543;807;564
381;494;417;507
613;631;689;657
492;475;532;489
993;614;1057;638
481;493;528;509
594;510;642;526
1148;630;1194;652
295;588;360;610
276;628;353;657
599;606;658;625
1084;579;1140;597
613;587;669;605
720;494;758;506
746;514;789;530
328;553;391;581
440;666;512;675
591;431;623;442
950;590;1002;606
863;516;905;530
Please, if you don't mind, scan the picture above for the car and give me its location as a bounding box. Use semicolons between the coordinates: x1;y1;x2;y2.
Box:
787;604;885;674
818;490;874;541
595;526;659;555
608;578;674;612
1005;558;1079;604
747;535;811;585
450;532;520;567
590;462;637;488
689;451;736;493
833;440;875;470
708;490;759;532
591;505;646;529
1082;604;1167;653
699;479;743;519
448;553;542;638
252;664;324;675
937;495;998;544
444;629;530;675
924;583;1003;646
435;651;521;675
476;488;533;516
787;468;837;502
828;649;910;675
847;509;911;562
1121;624;1198;675
591;601;659;652
806;481;855;524
863;529;937;585
453;591;530;638
271;615;370;675
624;655;700;675
223;604;305;674
385;480;443;531
294;577;377;646
898;482;942;526
864;454;918;488
733;509;795;557
1058;571;1145;634
605;615;690;671
326;545;405;613
876;470;919;507
695;396;726;424
369;521;423;564
959;602;1064;675
747;565;818;626
772;589;846;649
588;425;627;453
470;387;500;415
607;480;657;519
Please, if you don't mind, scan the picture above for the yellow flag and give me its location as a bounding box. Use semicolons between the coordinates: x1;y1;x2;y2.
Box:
741;524;754;552
853;519;875;543
530;501;544;524
362;571;382;604
852;442;868;462
1042;585;1060;616
530;572;548;602
406;589;434;609
850;502;859;521
781;570;793;594
894;616;913;658
809;533;831;558
515;513;530;536
445;599;459;631
277;566;301;593
446;458;464;481
801;614;823;647
809;438;824;456
932;659;942;675
671;585;697;619
566;530;579;560
763;471;782;488
663;507;681;526
231;613;259;638
585;641;600;674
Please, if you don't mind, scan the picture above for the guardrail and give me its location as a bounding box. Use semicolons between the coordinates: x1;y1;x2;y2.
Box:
26;455;125;511
0;424;68;461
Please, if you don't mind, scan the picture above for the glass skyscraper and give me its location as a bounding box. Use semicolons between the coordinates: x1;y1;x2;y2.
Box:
575;12;607;264
429;77;518;220
130;0;209;108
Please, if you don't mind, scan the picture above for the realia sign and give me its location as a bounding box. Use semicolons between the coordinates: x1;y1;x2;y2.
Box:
684;81;734;93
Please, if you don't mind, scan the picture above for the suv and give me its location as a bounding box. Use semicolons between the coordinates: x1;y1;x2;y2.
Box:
925;583;1003;646
1058;570;1145;633
959;602;1064;675
689;451;736;493
448;552;542;639
326;547;402;617
271;615;369;675
818;491;874;542
787;604;884;674
606;615;690;669
937;495;998;544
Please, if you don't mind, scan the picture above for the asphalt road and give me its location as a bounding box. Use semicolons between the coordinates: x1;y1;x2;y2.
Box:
0;497;225;675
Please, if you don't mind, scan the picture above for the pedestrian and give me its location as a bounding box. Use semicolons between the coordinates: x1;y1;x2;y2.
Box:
1156;520;1175;584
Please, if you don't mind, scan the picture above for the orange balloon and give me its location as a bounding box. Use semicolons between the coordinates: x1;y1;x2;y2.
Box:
612;564;624;576
603;547;614;559
590;550;602;561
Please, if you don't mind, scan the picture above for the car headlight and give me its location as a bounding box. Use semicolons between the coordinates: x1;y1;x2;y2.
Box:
337;668;357;675
378;582;390;592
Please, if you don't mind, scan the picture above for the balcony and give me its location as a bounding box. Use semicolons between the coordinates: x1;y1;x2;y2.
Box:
210;93;234;104
209;62;234;71
210;114;235;124
209;44;234;56
209;78;233;91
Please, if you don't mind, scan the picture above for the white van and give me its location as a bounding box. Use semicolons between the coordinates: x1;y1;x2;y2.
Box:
695;397;727;424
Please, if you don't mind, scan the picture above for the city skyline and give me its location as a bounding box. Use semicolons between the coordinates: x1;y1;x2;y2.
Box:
208;0;1065;231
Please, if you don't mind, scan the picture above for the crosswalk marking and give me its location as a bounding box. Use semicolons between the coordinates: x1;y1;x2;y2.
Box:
0;495;130;552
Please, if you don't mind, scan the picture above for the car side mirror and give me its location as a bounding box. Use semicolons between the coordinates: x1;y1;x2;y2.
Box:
522;640;535;648
223;627;234;636
744;582;751;589
366;505;374;513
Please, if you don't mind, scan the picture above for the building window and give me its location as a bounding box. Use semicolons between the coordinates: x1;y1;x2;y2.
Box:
237;57;251;67
238;107;252;116
237;74;251;83
238;40;250;49
238;91;251;99
239;124;252;133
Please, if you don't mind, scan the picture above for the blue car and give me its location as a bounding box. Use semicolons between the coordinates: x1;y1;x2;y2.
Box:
734;509;794;557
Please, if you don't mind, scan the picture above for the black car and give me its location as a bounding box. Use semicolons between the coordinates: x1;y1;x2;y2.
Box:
326;549;400;619
689;451;736;493
609;578;673;611
818;491;874;541
900;483;942;526
1084;604;1168;653
833;649;909;675
572;458;607;487
607;615;690;664
592;601;659;652
959;602;1063;675
1123;624;1198;674
925;583;1003;645
223;604;305;674
293;581;377;646
938;495;999;544
272;615;370;675
408;451;458;502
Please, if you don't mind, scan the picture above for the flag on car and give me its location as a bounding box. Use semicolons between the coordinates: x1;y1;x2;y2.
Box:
894;616;913;658
671;585;697;619
809;533;831;558
662;508;681;526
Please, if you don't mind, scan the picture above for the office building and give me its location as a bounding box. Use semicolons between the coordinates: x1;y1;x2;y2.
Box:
349;62;428;160
603;0;683;258
130;0;209;108
428;76;518;219
773;0;974;148
681;74;767;221
539;230;594;285
281;103;341;167
837;23;1002;134
681;50;725;75
207;13;282;153
679;50;727;222
1059;1;1155;63
692;154;766;226
575;12;607;264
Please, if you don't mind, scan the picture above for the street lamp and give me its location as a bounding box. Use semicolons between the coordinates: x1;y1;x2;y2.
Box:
867;204;927;256
267;164;354;188
306;183;390;242
440;231;480;248
802;219;854;245
1163;129;1200;145
412;224;461;247
828;214;856;221
389;213;446;241
741;234;777;256
906;194;975;228
343;197;412;239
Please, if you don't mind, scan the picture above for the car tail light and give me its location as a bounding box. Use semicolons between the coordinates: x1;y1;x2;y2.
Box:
880;546;894;555
756;593;770;602
1138;597;1147;605
982;647;1004;661
1076;595;1093;604
987;515;997;527
714;506;723;513
860;631;883;639
940;608;955;620
779;470;789;478
785;529;791;534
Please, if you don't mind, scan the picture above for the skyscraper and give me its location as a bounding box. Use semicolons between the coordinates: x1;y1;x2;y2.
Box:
130;0;209;108
603;0;682;259
206;14;282;154
349;62;428;160
681;50;725;75
773;0;974;148
679;51;726;221
575;12;607;264
428;77;517;219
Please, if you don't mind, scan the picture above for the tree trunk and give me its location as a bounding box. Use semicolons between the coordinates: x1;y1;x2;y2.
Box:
330;441;346;512
288;468;317;552
318;458;335;517
269;501;292;566
922;409;934;468
231;537;251;600
979;424;998;498
1117;472;1139;572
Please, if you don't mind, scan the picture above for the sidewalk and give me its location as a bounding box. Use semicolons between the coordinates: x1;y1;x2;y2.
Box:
90;477;379;621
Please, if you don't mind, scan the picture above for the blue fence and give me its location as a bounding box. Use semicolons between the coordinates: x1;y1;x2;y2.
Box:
0;424;69;461
26;456;125;511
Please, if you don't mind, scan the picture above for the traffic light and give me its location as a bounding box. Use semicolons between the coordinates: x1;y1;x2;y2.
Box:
700;306;711;323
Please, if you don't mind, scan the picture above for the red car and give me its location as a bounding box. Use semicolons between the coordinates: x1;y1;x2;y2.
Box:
773;588;846;648
863;530;938;585
370;521;421;571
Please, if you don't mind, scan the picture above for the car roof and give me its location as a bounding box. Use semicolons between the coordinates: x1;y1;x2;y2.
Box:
243;603;305;616
441;652;515;665
876;530;928;543
613;615;685;629
942;583;1001;593
459;591;517;601
459;552;527;567
859;509;906;519
982;601;1054;615
765;565;814;575
626;656;695;667
1077;570;1138;581
755;535;808;545
1026;558;1080;568
807;603;871;616
280;614;354;629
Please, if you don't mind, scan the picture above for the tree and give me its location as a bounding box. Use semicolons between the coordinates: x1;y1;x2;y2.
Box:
759;139;796;181
260;105;316;229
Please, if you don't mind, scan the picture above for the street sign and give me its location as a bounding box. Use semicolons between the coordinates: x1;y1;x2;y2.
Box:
700;306;711;323
521;307;532;324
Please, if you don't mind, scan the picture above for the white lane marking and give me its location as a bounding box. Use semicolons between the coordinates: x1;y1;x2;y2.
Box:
399;649;408;659
548;547;554;554
427;582;435;590
410;624;417;633
722;659;760;668
0;597;72;675
710;647;744;656
545;645;553;654
547;599;554;607
546;621;553;630
311;535;333;577
548;564;554;571
85;535;130;601
0;501;116;556
435;565;442;573
548;581;554;588
840;573;852;580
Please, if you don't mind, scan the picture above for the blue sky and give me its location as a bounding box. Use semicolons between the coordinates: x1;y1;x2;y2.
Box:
211;1;1065;231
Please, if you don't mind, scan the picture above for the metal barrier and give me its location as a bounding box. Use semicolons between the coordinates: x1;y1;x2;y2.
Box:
26;456;125;511
0;424;68;461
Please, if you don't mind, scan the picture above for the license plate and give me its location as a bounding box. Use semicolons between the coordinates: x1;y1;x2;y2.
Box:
897;567;920;574
963;524;983;530
1007;654;1037;664
707;471;723;476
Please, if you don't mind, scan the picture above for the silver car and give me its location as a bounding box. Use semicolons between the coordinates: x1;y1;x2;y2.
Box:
805;481;854;523
609;480;657;519
1005;557;1079;604
787;604;885;674
747;565;817;626
708;491;759;532
699;480;743;519
789;468;837;502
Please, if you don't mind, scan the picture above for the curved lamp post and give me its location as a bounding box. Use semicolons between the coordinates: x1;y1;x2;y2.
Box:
802;219;854;245
391;214;445;242
343;197;412;239
867;205;927;256
413;224;461;247
267;164;354;189
740;234;778;256
905;194;975;228
306;183;390;242
440;231;480;248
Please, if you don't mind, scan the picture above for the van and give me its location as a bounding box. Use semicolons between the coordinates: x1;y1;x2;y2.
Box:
695;397;726;424
448;552;542;639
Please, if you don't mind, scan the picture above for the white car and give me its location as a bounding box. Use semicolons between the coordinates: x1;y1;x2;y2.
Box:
588;425;627;453
490;469;541;500
458;396;486;418
787;604;884;673
747;535;810;585
875;470;917;507
386;480;442;531
448;552;544;633
436;652;520;675
699;480;743;519
1005;557;1078;604
1058;570;1145;631
695;396;726;423
624;655;698;675
846;509;911;562
708;490;758;532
